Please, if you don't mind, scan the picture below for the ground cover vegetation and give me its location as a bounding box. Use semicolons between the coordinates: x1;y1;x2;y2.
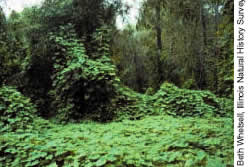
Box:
0;0;233;166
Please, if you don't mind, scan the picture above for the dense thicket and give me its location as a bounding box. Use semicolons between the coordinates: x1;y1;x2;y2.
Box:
0;0;233;119
1;0;124;119
0;0;233;166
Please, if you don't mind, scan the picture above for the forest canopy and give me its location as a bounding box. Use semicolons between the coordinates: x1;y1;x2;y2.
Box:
0;0;233;166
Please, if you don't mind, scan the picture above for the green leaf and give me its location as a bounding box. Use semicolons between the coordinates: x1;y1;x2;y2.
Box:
96;158;107;167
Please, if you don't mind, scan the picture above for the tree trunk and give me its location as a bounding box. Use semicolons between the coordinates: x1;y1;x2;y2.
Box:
155;0;163;87
213;0;220;93
198;2;207;89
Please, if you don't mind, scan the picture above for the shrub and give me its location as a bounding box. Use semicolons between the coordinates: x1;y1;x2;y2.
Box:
153;82;233;117
0;86;37;132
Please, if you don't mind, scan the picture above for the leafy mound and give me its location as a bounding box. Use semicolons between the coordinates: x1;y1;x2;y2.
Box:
112;83;233;121
111;86;157;120
152;83;232;117
0;86;37;132
0;115;233;167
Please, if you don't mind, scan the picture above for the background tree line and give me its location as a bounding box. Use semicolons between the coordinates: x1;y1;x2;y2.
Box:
112;0;233;98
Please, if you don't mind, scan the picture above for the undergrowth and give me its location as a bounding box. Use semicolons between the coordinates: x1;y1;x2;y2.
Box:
0;115;233;167
0;82;233;167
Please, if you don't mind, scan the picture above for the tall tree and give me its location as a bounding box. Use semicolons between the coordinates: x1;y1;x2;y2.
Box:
155;0;163;87
197;0;207;89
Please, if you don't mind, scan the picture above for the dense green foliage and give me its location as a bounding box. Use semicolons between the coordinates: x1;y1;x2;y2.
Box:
0;9;26;85
0;0;233;166
0;115;233;167
48;25;119;122
113;83;233;121
152;83;232;117
1;0;124;117
0;86;36;132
